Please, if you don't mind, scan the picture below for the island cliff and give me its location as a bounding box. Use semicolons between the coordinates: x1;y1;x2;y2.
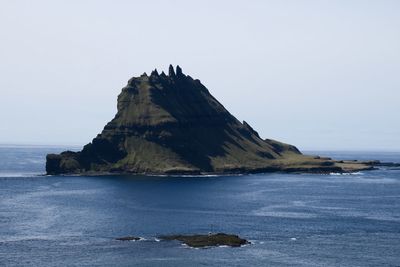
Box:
46;65;373;175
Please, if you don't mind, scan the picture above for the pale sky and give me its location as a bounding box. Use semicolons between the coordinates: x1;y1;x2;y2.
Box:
0;0;399;151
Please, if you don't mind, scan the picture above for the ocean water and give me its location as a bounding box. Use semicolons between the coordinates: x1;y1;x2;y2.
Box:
0;146;400;267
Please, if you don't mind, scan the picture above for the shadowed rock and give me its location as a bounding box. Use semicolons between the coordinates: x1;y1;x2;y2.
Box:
116;236;141;241
168;64;175;77
46;65;374;175
160;233;249;248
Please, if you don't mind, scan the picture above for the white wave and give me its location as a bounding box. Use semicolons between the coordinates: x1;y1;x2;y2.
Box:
253;204;318;219
26;159;45;164
329;172;363;176
150;173;244;178
253;210;317;219
0;172;41;178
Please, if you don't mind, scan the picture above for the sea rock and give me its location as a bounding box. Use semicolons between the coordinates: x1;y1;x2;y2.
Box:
46;65;372;175
116;236;141;241
160;233;249;248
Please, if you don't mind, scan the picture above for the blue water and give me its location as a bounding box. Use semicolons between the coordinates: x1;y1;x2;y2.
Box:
0;146;400;266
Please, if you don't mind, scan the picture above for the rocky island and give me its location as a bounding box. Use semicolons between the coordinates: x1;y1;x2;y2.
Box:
160;233;249;248
46;65;375;175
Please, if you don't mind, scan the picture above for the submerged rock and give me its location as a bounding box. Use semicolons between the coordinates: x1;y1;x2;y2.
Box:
46;65;372;175
160;233;249;248
116;236;141;241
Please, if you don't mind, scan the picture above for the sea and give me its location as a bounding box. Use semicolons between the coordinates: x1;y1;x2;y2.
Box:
0;146;399;267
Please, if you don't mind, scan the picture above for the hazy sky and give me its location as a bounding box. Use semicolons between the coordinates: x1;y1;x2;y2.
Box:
0;0;399;151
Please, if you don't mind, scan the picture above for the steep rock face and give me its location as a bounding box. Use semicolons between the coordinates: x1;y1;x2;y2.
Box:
46;65;370;175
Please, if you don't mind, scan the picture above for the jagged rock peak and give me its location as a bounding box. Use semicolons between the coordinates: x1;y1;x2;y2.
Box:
176;65;183;76
150;68;159;76
168;64;175;77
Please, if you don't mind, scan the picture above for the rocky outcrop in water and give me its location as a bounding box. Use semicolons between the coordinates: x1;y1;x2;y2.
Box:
46;65;372;175
160;233;249;248
115;236;140;241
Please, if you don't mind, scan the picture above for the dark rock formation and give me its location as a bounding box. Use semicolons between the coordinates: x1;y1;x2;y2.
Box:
46;65;372;175
364;160;400;167
115;236;141;241
160;233;249;248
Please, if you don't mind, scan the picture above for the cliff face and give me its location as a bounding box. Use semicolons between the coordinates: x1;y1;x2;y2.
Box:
46;65;371;175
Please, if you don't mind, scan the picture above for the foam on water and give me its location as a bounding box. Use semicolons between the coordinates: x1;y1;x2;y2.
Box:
329;172;363;176
253;210;318;219
0;172;41;178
